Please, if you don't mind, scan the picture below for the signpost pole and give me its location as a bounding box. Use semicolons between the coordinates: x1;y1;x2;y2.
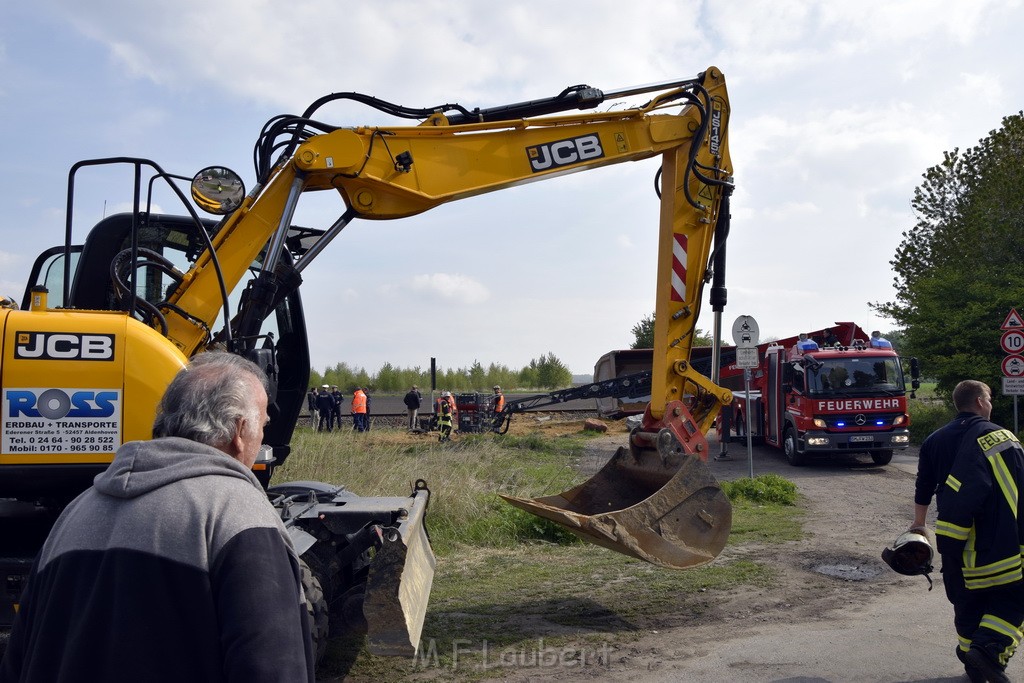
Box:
744;369;753;478
729;315;760;474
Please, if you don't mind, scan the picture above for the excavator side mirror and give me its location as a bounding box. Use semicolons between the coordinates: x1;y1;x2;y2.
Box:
191;166;246;215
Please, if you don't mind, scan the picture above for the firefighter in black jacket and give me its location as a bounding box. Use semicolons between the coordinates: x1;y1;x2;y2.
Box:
913;380;1024;683
315;384;336;432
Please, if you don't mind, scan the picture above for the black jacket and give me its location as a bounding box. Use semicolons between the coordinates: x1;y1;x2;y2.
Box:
315;391;335;412
915;412;984;507
404;390;422;409
934;419;1024;590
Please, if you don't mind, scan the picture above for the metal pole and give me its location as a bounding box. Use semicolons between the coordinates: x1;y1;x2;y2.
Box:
745;369;754;478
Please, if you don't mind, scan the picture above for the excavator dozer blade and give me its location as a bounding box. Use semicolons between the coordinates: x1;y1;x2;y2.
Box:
500;429;731;569
362;486;436;656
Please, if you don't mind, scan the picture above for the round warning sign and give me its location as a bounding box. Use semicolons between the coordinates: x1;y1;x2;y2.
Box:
1001;330;1024;355
1003;355;1024;377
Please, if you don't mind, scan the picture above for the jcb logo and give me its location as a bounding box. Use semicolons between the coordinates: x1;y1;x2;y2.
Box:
14;332;115;361
527;134;604;172
709;105;723;156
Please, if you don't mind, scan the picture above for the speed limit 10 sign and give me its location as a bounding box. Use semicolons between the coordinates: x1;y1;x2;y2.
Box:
1001;329;1024;354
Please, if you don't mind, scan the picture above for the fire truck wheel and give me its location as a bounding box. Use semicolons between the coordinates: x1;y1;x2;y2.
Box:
871;449;893;465
783;427;807;466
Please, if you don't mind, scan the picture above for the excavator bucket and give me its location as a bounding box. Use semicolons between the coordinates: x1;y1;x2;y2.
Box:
501;428;731;569
362;485;435;656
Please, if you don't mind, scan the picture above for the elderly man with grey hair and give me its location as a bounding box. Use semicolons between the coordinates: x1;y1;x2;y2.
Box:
1;352;314;682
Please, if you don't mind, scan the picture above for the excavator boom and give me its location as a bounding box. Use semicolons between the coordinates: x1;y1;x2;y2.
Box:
167;67;736;569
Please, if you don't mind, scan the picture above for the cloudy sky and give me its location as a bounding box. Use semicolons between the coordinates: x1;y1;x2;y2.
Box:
2;1;1022;377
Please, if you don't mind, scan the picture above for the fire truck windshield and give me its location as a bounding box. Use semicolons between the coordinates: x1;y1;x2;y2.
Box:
805;356;905;395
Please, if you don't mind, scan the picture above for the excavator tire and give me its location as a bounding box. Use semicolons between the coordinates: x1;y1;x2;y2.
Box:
300;559;330;667
784;427;807;466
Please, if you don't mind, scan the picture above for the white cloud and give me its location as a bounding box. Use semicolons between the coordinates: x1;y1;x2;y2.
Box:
411;273;490;305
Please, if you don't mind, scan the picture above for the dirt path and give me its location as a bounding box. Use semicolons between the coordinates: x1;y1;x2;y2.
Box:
494;434;996;683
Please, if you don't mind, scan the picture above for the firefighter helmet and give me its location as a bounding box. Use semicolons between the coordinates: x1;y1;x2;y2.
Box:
882;528;935;589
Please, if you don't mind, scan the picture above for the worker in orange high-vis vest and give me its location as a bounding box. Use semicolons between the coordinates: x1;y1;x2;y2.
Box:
351;387;368;432
491;385;505;432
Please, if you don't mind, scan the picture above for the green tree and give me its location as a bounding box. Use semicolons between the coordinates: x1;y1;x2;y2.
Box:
874;111;1024;423
631;313;655;348
535;352;572;388
631;312;712;348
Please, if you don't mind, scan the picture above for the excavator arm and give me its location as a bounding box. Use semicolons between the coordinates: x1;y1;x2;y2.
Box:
160;67;736;568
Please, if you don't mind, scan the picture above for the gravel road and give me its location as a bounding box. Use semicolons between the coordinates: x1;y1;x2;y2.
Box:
509;433;1004;683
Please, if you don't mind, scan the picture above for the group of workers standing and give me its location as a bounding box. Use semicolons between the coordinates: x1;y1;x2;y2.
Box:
403;385;505;442
307;384;504;440
307;385;370;432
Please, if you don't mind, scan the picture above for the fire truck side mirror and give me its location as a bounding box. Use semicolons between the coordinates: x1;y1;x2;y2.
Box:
910;357;920;380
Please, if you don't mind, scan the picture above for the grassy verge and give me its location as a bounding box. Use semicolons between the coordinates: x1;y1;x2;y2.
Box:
276;422;802;681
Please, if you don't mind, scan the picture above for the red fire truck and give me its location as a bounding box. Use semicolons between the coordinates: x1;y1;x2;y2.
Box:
727;323;919;466
595;322;920;466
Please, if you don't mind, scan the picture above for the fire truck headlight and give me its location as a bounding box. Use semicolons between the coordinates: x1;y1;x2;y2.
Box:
893;415;907;426
813;418;827;428
807;436;829;446
892;434;910;444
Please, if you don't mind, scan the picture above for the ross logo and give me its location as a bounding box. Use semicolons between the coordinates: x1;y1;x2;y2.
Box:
14;332;115;361
527;134;604;172
6;389;119;419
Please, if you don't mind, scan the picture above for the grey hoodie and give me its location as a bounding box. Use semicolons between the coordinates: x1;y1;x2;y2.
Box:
1;437;314;682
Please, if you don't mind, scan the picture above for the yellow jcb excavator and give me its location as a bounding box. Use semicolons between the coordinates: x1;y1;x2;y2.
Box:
0;66;734;661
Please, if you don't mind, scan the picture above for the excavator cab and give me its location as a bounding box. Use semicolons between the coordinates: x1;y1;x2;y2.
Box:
20;208;313;483
5;162;434;657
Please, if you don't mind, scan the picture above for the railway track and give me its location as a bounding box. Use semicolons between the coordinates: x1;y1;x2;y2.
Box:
299;409;600;430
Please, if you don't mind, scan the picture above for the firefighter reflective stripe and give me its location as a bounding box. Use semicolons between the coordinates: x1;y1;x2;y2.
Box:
946;474;962;492
980;614;1022;648
982;431;1021;518
964;531;977;569
937;519;971;541
958;635;973;654
962;555;1024;589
